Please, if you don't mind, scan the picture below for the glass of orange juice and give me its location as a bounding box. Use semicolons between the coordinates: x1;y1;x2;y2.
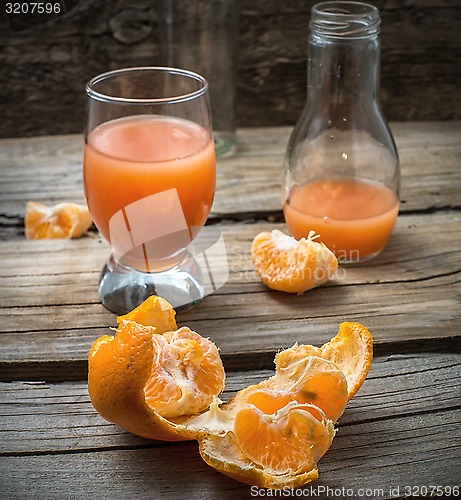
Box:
83;67;216;313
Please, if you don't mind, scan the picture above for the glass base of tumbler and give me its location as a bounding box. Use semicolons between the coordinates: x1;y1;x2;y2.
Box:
98;254;205;315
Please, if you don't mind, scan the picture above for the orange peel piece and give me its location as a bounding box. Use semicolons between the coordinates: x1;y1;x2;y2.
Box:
25;201;92;239
117;295;177;333
198;401;334;489
88;320;225;441
197;322;373;488
251;229;338;293
319;321;374;399
275;322;373;399
198;431;321;489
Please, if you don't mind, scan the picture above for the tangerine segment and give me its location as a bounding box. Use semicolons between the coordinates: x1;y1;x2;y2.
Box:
144;327;225;418
251;230;338;293
275;353;348;422
25;201;92;239
88;320;224;441
117;295;177;333
232;355;348;422
198;432;319;489
234;402;335;475
245;390;293;415
319;322;373;399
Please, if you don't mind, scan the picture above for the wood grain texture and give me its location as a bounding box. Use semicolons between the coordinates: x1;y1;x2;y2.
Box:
0;1;460;138
1;122;460;240
0;354;459;498
0;212;459;380
0;121;460;497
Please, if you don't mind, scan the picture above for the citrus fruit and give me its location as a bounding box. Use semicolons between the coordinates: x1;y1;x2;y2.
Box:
197;389;336;488
197;322;372;488
251;229;338;293
198;399;335;489
88;296;373;488
236;402;333;474
198;427;322;489
229;355;348;422
25;201;92;239
88;316;225;441
144;327;226;418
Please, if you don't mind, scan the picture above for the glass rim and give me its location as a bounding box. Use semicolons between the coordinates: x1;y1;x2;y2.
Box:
312;1;379;18
85;66;209;105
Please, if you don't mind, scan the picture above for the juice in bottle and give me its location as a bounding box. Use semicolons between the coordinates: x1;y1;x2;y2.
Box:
283;178;399;262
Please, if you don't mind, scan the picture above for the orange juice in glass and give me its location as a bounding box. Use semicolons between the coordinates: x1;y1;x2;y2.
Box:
83;67;216;313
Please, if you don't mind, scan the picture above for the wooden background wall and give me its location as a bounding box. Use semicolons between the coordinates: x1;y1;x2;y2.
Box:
0;0;460;138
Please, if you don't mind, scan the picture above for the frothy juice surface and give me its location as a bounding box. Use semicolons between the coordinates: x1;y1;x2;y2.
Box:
84;115;216;264
283;178;399;261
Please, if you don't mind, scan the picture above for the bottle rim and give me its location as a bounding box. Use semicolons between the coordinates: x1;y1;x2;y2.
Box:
310;1;380;39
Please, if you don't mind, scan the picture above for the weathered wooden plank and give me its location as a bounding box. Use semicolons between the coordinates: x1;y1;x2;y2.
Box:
0;355;459;498
1;123;460;240
1;212;460;309
1;353;459;455
0;371;269;455
1;210;460;300
1;419;459;500
238;0;461;125
319;409;460;497
0;213;459;380
0;0;460;139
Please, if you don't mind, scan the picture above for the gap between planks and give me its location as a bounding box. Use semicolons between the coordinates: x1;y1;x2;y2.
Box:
0;336;460;384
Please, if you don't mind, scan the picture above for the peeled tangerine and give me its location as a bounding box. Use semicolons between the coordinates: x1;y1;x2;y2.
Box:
25;201;92;239
251;229;338;293
88;296;373;489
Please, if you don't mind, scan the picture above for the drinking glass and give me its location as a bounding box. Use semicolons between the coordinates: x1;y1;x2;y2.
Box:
83;67;216;314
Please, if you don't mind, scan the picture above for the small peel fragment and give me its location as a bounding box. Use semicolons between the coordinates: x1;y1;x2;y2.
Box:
117;295;177;334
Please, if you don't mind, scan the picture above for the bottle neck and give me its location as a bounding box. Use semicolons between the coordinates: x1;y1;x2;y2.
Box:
307;1;381;111
307;36;380;107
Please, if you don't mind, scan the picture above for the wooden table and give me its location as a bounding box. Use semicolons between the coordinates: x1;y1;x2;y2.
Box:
0;123;460;499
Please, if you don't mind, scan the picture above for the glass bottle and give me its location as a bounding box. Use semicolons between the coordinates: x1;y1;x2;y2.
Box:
282;1;400;263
